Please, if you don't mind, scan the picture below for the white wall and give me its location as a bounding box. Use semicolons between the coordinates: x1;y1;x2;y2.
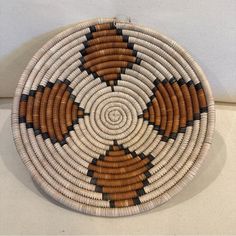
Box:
0;0;235;102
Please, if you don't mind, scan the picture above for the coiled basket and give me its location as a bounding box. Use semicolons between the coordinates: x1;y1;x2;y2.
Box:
12;18;215;217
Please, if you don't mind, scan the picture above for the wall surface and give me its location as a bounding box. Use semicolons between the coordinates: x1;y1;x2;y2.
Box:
0;0;236;102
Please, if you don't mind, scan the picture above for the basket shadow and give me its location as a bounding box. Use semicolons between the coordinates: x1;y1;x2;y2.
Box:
0;107;226;216
148;130;226;214
0;112;43;198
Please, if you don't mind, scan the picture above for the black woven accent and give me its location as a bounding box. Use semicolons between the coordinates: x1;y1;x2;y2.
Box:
127;62;133;69
148;154;155;161
89;25;96;32
146;162;154;170
120;68;126;74
195;82;203;91
82;41;88;48
200;107;208;113
85;32;93;40
136;188;145;196
37;85;45;92
34;129;41;136
26;122;33;129
79;57;85;64
122;35;129;42
187;80;194;87
162;78;168;85
154;79;160;87
19;116;26;123
69;94;76;101
139;153;146;160
130;151;137;157
169;132;178;140
110;200;115;208
142;179;149;187
42;132;49;140
158;129;165;135
64;79;71;85
177;78;185;86
154;125;160;131
50;137;57;144
144;171;151;178
67;87;73;94
92;158;97;165
116;28;122;35
102;193;110;200
99;154;105;160
186;120;194;126
133;197;141;205
127;43;134;49
135;58;142;65
87;170;94;177
193;113;200;120
60;139;67;146
179;127;186;133
29;90;36;97
161;136;169;142
46;81;54;88
90;178;97;185
20;94;28;101
169;77;177;85
95;185;103;193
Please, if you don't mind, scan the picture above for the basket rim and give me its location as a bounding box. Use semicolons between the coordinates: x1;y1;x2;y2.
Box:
11;17;215;217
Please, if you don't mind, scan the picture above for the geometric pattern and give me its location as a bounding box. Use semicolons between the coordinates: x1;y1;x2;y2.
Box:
12;18;215;216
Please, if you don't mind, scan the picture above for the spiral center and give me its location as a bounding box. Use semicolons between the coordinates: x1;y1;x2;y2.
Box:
108;109;122;122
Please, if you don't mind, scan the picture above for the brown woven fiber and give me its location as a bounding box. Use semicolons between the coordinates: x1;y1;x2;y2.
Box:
12;18;215;217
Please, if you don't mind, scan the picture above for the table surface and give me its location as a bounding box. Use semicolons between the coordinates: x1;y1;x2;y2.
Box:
0;98;235;235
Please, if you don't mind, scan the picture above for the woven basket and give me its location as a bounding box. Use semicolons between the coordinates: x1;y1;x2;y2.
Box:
12;18;215;217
